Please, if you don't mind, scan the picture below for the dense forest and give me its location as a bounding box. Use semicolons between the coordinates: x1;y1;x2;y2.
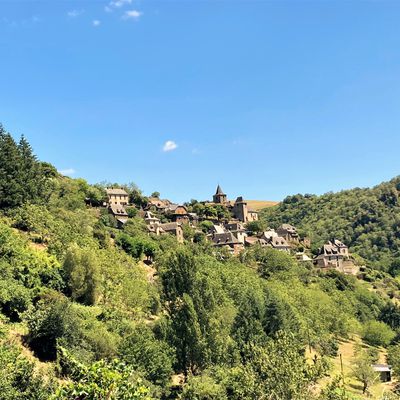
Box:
2;125;400;399
260;179;400;270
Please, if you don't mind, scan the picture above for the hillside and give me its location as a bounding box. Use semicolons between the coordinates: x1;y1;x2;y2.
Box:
246;200;279;211
2;127;400;399
260;177;400;270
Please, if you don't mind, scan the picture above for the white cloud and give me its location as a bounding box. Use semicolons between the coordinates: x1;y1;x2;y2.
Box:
163;140;178;152
92;19;101;27
106;0;132;11
58;168;76;176
67;9;84;18
122;10;143;20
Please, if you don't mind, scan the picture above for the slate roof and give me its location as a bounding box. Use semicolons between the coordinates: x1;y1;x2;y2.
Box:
372;364;392;372
270;236;290;248
159;222;181;232
211;232;240;246
215;185;225;195
106;188;128;196
109;205;128;216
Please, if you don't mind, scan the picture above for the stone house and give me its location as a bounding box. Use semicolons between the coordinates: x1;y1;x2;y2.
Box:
245;236;267;247
106;188;129;207
165;204;190;224
210;231;244;255
313;239;358;275
224;221;247;244
232;197;258;223
146;197;170;211
109;204;129;227
267;236;291;252
159;222;184;243
260;229;278;241
147;221;184;243
276;224;299;244
144;211;160;225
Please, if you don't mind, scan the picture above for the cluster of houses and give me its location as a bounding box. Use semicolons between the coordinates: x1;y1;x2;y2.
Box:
104;185;359;275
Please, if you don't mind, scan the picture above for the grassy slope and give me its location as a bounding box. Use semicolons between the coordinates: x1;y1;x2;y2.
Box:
246;200;279;211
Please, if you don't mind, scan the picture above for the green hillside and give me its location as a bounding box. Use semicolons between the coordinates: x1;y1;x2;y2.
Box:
260;178;400;270
2;125;400;399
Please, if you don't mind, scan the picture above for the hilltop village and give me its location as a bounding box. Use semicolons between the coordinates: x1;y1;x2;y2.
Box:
104;185;361;275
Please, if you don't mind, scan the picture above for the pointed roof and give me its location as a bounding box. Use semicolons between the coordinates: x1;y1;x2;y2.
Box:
215;184;225;195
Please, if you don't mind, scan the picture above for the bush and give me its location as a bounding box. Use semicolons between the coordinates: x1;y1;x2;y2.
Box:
362;320;395;347
26;293;81;361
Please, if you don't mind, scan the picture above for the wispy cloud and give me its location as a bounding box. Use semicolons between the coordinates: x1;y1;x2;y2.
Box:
105;0;132;12
67;9;84;18
92;20;101;27
122;10;143;20
58;168;76;176
163;140;178;152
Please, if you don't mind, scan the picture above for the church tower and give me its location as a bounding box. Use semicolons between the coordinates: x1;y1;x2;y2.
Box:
213;185;227;204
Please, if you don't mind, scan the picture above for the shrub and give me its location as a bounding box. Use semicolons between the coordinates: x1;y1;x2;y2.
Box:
362;320;395;347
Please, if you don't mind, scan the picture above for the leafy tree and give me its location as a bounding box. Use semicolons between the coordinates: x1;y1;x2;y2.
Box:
256;248;297;278
27;293;81;361
0;342;54;399
246;220;266;234
387;343;400;379
118;324;174;387
351;351;378;394
249;331;317;400
170;293;204;376
63;246;100;305
362;320;395;347
55;347;153;400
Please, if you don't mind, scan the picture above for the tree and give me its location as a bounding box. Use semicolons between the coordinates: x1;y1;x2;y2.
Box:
63;246;100;305
170;293;204;376
151;191;160;198
0;128;48;209
246;220;266;234
362;320;395;347
352;352;378;394
256;248;297;278
55;347;153;400
118;324;174;387
249;331;317;400
26;293;81;361
161;249;197;303
388;343;400;379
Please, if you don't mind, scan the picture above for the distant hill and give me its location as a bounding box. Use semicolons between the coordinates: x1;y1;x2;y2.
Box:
260;177;400;269
246;200;279;211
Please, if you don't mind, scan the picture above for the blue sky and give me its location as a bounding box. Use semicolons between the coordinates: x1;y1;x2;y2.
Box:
1;1;400;203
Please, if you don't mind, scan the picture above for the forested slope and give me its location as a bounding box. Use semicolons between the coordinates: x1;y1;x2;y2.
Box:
260;178;400;270
1;124;400;399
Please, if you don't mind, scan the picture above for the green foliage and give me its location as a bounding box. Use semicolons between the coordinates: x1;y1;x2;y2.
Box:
27;292;81;361
55;347;153;399
0;341;54;399
261;177;400;269
362;320;395;347
118;324;174;386
254;247;297;278
181;373;227;400
246;220;266;234
387;343;400;379
351;348;379;394
63;245;100;305
0;129;51;209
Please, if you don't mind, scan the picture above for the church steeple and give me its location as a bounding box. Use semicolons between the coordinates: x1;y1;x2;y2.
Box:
215;184;224;195
213;184;227;204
